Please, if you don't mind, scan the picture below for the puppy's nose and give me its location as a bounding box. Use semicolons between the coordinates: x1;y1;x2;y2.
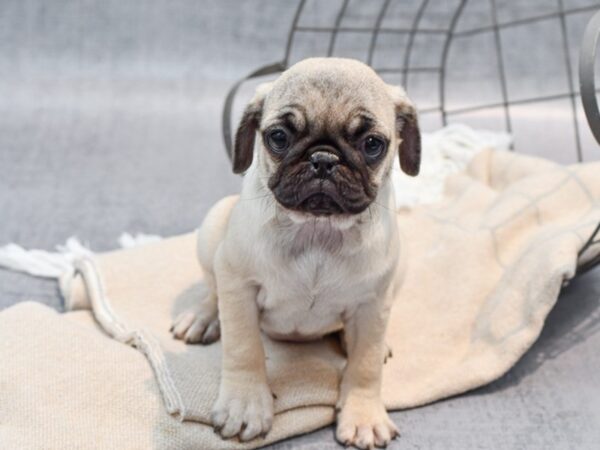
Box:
309;151;339;178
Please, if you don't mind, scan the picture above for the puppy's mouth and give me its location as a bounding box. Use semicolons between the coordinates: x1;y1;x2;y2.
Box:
300;193;344;216
268;162;375;217
274;179;361;217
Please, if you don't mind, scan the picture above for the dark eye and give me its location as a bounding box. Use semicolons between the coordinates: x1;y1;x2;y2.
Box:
363;135;385;158
266;129;289;153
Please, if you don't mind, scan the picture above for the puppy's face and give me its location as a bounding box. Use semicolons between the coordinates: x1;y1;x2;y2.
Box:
233;58;421;218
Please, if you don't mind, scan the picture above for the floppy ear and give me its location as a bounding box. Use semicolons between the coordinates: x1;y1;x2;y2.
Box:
388;86;421;176
233;82;272;174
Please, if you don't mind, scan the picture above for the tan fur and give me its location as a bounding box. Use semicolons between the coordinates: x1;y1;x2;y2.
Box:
171;58;419;448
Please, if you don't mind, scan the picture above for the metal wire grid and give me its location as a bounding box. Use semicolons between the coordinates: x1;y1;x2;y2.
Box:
285;0;600;159
224;1;600;160
221;0;600;276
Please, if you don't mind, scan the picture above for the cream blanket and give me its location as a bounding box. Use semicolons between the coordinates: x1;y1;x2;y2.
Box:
1;149;599;449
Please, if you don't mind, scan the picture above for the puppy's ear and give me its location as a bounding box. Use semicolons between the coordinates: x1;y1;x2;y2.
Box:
233;82;272;174
388;85;421;176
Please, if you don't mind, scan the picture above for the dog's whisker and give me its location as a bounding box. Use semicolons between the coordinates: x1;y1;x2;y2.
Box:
372;200;397;214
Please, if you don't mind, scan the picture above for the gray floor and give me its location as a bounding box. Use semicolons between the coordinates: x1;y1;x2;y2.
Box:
1;1;600;448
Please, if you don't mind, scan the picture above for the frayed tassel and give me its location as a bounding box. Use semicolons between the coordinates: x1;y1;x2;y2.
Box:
0;237;92;279
393;124;512;207
0;233;162;280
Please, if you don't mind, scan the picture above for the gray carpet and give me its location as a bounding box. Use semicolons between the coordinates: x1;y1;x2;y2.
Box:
1;1;600;448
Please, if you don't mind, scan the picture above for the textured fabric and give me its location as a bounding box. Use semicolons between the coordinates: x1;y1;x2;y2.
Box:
0;302;334;450
2;149;599;449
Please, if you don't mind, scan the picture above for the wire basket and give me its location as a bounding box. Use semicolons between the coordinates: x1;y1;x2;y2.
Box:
222;0;600;277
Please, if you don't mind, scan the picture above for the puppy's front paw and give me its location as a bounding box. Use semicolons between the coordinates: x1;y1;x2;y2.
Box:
336;397;399;449
170;308;220;344
211;380;274;441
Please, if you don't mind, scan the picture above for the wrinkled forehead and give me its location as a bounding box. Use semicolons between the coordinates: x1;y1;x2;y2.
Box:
261;71;394;136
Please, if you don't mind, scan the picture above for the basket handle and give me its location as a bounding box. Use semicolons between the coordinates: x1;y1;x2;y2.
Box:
221;62;286;161
579;9;600;146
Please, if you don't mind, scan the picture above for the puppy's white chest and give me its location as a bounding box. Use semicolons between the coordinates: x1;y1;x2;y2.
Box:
256;247;368;340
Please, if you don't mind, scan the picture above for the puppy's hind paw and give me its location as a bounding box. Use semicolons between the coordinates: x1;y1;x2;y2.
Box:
170;309;220;344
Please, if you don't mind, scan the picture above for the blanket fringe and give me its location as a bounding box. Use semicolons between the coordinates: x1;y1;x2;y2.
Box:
394;124;511;207
0;233;162;280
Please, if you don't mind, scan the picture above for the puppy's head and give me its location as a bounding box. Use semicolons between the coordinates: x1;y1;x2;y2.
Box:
233;58;420;218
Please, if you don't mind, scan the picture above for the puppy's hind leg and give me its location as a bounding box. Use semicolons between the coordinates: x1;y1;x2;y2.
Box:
171;277;220;344
171;195;239;345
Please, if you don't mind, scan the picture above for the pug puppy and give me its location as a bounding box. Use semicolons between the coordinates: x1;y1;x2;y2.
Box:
171;57;420;449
